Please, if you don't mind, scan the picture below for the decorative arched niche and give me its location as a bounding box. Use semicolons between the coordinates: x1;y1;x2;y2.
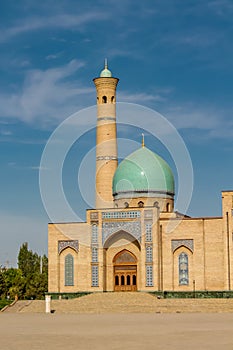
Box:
103;230;141;250
113;249;137;264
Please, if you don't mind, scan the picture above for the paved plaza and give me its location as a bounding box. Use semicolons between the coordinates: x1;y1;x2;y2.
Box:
0;313;233;350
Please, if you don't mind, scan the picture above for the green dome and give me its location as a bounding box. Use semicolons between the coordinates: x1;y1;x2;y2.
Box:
112;146;175;199
100;59;112;77
100;67;112;77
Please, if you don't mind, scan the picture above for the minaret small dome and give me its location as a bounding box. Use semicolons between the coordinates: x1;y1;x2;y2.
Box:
100;59;112;77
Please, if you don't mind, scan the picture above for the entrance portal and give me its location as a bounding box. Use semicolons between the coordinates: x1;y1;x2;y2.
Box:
113;250;137;291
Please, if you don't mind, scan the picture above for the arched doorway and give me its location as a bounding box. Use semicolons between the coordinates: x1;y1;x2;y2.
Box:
113;250;137;291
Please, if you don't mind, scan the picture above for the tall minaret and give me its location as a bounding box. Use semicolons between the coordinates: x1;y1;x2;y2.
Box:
93;60;119;209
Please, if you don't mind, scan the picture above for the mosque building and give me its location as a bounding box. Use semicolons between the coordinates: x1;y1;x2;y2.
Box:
48;62;233;293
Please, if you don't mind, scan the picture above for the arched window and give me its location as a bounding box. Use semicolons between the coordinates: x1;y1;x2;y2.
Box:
166;203;170;212
102;95;107;103
145;223;152;242
111;96;115;103
121;275;125;286
179;252;189;285
124;202;129;208
133;275;136;286
92;247;98;262
146;245;153;262
92;265;99;287
115;275;119;286
138;201;144;208
146;265;153;286
65;254;74;286
92;224;98;244
127;275;131;285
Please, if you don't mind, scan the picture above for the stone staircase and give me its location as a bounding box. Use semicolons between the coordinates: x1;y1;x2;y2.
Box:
3;292;233;313
2;300;33;313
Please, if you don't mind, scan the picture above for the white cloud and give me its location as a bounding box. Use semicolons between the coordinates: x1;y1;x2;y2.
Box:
164;105;218;129
0;129;13;136
163;103;233;139
7;162;16;167
7;162;48;170
0;59;94;125
107;48;134;59
119;92;165;103
26;166;48;171
1;138;47;145
0;57;231;140
119;86;173;104
117;87;233;141
207;0;233;15
0;12;109;43
46;52;63;60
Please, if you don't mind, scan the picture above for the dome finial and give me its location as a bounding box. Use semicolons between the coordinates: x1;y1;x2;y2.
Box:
104;58;108;69
142;133;145;147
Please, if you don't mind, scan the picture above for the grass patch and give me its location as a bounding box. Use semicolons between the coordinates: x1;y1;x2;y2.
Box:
45;292;91;300
150;291;233;298
0;299;12;310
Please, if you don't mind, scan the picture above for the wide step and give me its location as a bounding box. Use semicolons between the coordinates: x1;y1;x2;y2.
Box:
3;293;233;313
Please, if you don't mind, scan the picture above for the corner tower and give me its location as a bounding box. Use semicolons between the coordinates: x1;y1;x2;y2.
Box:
93;60;119;208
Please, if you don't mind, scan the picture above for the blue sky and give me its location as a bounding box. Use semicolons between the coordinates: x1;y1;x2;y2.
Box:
1;0;233;266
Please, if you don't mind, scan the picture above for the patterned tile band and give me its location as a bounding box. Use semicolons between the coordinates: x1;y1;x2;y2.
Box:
97;117;115;121
90;212;99;220
58;240;79;254
102;211;141;219
171;239;194;253
102;221;141;243
96;156;117;161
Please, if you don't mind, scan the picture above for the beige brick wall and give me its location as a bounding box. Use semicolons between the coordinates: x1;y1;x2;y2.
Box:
222;191;233;290
160;217;225;291
48;222;93;293
48;196;233;293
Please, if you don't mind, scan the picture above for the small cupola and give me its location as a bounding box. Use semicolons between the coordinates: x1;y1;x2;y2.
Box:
100;58;112;77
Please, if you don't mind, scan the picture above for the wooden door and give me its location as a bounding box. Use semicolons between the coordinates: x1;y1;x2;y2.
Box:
113;250;137;292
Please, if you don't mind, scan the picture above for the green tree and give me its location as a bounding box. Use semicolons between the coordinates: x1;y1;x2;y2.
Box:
24;272;48;299
18;242;40;278
17;243;48;299
3;268;26;299
0;268;7;298
0;244;48;301
41;254;48;275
